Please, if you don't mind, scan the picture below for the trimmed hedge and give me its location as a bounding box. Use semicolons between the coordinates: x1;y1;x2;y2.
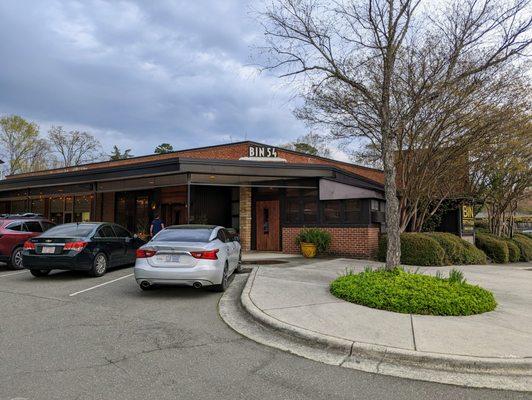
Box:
377;233;446;266
475;233;509;263
330;268;497;316
425;232;487;265
512;234;532;262
503;239;521;262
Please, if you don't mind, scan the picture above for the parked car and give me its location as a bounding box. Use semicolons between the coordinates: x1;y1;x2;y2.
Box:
0;214;55;270
134;225;242;291
22;222;145;277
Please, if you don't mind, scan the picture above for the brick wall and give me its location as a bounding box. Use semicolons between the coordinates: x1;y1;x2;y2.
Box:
239;187;252;251
282;226;380;258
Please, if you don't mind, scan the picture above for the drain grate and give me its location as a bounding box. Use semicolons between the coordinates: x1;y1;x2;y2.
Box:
243;260;288;265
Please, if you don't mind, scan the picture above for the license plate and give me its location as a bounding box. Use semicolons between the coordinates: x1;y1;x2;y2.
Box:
41;246;55;254
156;255;180;263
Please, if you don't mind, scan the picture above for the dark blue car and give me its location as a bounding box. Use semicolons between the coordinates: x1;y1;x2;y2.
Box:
22;222;145;277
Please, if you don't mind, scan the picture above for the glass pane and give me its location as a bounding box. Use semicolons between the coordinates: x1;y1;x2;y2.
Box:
25;221;43;232
345;199;361;222
371;199;379;211
286;188;299;198
30;199;44;214
50;198;63;213
285;199;300;223
135;196;149;236
113;225;130;238
303;201;317;223
263;208;269;234
323;200;342;223
43;223;94;237
11;200;27;213
65;197;73;212
153;228;213;242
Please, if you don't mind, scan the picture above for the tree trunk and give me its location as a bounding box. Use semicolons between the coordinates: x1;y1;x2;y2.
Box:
382;131;401;268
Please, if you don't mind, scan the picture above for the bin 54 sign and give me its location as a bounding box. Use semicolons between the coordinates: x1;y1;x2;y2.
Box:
248;145;278;158
461;205;475;236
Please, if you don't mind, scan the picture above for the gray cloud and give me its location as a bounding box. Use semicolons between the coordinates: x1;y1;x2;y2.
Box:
0;0;307;155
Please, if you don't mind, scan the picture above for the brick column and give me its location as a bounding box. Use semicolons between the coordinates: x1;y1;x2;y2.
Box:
239;187;252;251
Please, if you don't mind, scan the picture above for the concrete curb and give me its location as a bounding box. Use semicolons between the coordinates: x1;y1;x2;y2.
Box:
229;267;532;392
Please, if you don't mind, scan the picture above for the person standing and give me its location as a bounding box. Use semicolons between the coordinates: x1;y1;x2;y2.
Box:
150;214;165;238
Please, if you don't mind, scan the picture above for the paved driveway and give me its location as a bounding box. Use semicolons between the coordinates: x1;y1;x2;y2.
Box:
0;264;529;400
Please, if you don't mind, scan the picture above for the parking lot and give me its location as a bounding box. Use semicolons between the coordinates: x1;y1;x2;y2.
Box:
0;264;528;400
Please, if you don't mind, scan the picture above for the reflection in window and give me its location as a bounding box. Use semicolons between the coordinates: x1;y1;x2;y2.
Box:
303;200;317;223
263;208;269;234
323;200;342;223
345;199;361;223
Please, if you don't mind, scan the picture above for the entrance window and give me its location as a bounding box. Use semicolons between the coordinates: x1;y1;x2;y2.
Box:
135;196;149;236
285;198;299;223
263;208;269;234
74;196;91;222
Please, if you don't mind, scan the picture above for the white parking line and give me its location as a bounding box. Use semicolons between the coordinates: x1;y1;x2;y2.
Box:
69;273;134;297
0;270;28;278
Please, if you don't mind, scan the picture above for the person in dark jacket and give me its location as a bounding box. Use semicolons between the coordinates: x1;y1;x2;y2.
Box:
150;214;165;237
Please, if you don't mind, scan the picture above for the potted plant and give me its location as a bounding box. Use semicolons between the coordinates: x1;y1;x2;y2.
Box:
295;228;332;258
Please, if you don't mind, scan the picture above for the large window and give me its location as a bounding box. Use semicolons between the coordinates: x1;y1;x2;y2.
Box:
322;200;342;223
345;199;361;222
282;188;368;226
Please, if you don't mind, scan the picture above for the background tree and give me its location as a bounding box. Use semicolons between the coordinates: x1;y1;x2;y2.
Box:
154;143;174;154
109;145;133;161
48;126;102;167
261;0;531;268
282;133;331;157
0;115;50;174
471;113;532;237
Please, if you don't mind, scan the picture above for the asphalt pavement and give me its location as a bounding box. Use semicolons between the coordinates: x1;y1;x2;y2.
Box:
0;264;530;400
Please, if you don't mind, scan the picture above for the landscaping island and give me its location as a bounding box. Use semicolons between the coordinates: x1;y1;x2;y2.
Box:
330;268;497;316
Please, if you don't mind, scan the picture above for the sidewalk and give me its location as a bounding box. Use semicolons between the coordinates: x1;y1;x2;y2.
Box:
221;258;532;391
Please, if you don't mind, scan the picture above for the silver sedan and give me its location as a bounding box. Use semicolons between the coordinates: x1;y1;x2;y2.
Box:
134;225;242;291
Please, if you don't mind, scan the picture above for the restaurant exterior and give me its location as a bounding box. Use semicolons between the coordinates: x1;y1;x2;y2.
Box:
0;141;386;257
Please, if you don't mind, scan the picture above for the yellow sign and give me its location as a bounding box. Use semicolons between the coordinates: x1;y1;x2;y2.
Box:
462;205;474;219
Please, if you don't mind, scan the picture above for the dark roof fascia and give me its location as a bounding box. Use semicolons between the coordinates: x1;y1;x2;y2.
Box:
324;169;384;192
0;159;181;191
0;157;382;193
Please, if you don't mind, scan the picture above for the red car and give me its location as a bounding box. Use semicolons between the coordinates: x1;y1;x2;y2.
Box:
0;214;55;269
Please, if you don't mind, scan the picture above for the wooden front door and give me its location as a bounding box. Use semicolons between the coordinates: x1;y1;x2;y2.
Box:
256;200;280;251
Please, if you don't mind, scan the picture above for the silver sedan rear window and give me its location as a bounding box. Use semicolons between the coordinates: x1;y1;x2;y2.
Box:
153;228;213;242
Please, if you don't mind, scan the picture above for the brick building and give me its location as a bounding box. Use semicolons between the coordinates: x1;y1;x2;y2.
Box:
0;141;385;258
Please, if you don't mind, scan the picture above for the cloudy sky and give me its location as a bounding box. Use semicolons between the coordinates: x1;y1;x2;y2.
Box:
0;0;336;159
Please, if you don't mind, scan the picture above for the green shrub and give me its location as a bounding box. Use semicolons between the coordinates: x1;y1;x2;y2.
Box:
475;233;509;263
512;234;532;262
295;228;332;254
377;233;446;266
330;268;497;316
424;232;486;265
503;239;521;262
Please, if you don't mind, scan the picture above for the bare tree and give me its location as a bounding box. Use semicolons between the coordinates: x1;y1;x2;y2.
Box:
48;126;103;167
260;0;531;268
282;132;331;157
471;113;532;237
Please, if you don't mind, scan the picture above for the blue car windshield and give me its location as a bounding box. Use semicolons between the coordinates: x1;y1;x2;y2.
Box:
42;224;95;238
153;229;212;242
